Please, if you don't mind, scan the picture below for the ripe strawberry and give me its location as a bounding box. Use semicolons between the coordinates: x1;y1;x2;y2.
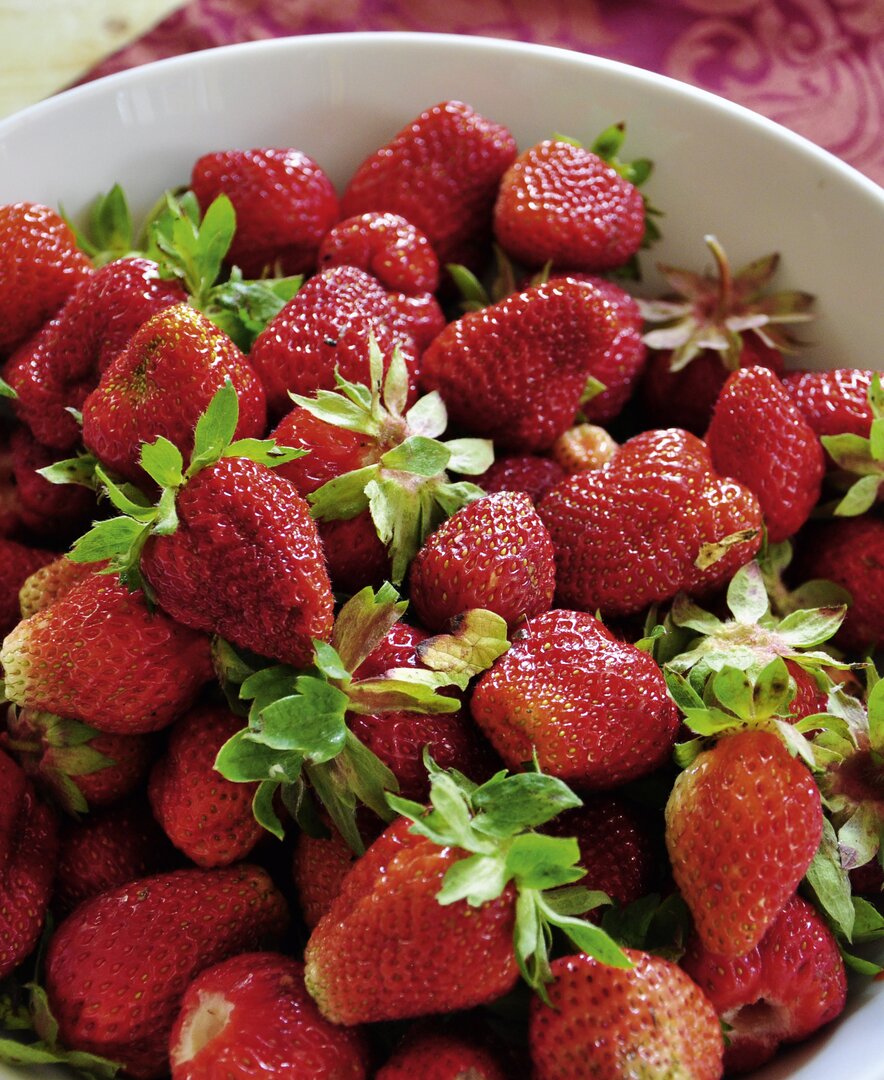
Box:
148;703;264;868
471;609;679;788
0;535;55;638
782;367;875;439
408;491;557;631
169;952;370;1079
0;748;58;979
190;147;339;276
420;278;619;452
44;863;289;1079
54;799;177;914
340;100;517;271
529;950;724;1079
377;1021;513;1079
0;569;214;734
665;729;822;956
292;815;384;930
8;424;97;538
385;289;446;349
0;202;91;354
17;553;93;618
494;139;645;272
318;211;440;294
3;256;187;449
539;428;762;617
352;619;429;679
681;894;847;1073
475;453;566;504
82;303;267;485
316;512;391;595
551;421;618;473
705;366;825;543
249;265;420;419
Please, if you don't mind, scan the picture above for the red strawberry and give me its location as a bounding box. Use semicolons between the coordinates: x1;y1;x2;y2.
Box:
169;952;370;1079
352;619;429;679
0;535;55;637
529;950;724;1080
665;729;822;956
377;1021;512;1079
8;424;97;538
471;609;679;788
82;303;267;485
385;289;446;349
271;401;382;495
493;140;645;272
0;748;58;979
249;265;420;419
475;454;566;504
705;365;825;543
782;367;875;439
539;428;762;617
551;422;618;474
54;799;177;914
44;863;289;1079
292;815;384;930
0;568;214;734
340;100;517;271
317;512;391;595
785;659;830;721
0;202;91;354
408;491;556;631
318;211;440;294
148;703;264;868
3;257;187;449
681;894;847;1073
190;147;339;276
17;554;93;618
419;278;619;452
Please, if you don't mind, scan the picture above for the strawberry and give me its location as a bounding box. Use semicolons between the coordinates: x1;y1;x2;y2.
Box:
0;568;214;734
292;814;384;929
705;366;825;543
316;512;392;595
148;703;265;868
4;706;157;814
0;202;91;354
3;256;187;450
408;491;557;631
470;609;679;789
493;139;646;272
17;553;93;618
53;798;177;914
665;729;822;956
44;863;289;1079
7;424;96;538
419;278;619;452
169;952;370;1079
249;264;420;419
681;894;847;1073
783;367;875;439
0;432;20;536
340;100;517;271
0;748;58;979
190;147;339;276
318;211;440;294
638;236;812;433
0;536;55;638
82;302;267;485
385;289;446;349
551;421;618;473
538;428;762;617
377;1020;513;1079
475;454;566;504
529;949;724;1079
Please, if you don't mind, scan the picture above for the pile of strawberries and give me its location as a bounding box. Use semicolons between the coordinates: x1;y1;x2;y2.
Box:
0;98;882;1079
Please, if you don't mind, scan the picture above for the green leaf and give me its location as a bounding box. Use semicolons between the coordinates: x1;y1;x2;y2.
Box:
417;609;510;681
710;666;754;720
437;852;509;906
589;122;624;160
308;465;377;521
139;437;185;490
382;343;410;418
805;818;855;941
446;262;490;310
0;374;18;399
867;678;884;754
726;561;770;624
224;438;307;468
330;583;407;674
207;271;302;351
335;730;399;823
252;779;285;840
443;438;494;476
776;606;847;647
820;432;874;472
312;640;351;684
837;803;882;871
95;465;156;522
536;893;632;968
543;885;611;918
404;391;448;440
290;387;377;436
670;594;724;635
187;379;239;475
37;454;100;489
381;435;451;477
214;728;302;783
193;194;236;287
68;516;150;566
345;672;464;715
505;833;585;891
833;474;883;517
240;664;298;714
253;678;349;760
852;896;884;941
471;772;582;838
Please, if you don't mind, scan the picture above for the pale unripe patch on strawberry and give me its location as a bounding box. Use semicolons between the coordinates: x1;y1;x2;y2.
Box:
170;990;233;1068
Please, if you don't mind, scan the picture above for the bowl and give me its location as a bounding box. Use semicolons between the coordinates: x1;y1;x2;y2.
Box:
0;31;882;1080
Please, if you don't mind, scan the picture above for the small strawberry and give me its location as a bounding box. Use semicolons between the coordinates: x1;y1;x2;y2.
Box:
475;454;566;504
0;568;214;734
44;863;289;1079
17;553;93;618
340;100;517;271
292;814;384;929
529;950;724;1079
665;728;822;956
318;211;440;294
190;147;340;276
169;952;370;1079
0;202;92;354
539;428;762;617
0;536;55;638
377;1020;513;1079
783;367;875;439
681;894;847;1073
471;609;679;789
149;703;265;868
551;421;618;473
408;491;556;631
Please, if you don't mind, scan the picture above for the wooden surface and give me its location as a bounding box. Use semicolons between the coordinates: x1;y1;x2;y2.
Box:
0;0;186;119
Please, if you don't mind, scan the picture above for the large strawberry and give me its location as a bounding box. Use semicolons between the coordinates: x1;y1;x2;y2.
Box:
169;952;370;1079
340;100;517;271
470;609;679;789
529;950;724;1079
538;428;762;617
419;278;619;452
43;864;289;1078
0;202;91;355
665;728;822;956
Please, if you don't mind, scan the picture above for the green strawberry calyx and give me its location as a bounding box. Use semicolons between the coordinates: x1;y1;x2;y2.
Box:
638;234;815;372
62;379;305;593
0;374;17;400
820;374;884;517
295;336;493;584
214;584;510;854
388;756;631;1000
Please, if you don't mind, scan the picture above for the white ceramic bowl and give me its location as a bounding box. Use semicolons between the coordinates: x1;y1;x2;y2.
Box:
0;32;881;1080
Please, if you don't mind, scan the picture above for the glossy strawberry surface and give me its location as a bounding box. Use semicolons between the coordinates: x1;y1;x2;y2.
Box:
783;367;875;439
318;211;440;294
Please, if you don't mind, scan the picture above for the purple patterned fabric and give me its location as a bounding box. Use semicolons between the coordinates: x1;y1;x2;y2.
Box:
82;0;883;186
